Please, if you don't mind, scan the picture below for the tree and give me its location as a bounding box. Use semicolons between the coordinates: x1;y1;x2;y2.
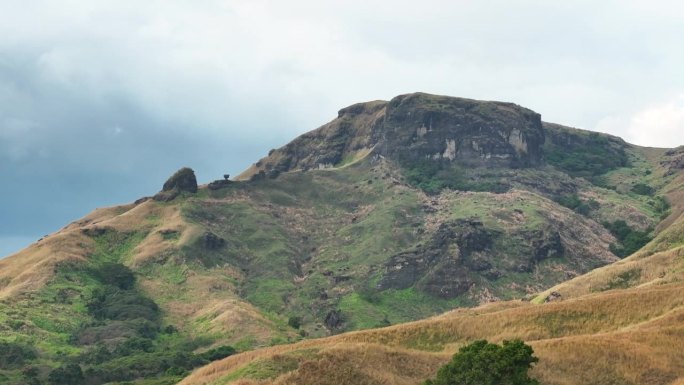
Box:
424;339;539;385
47;363;85;385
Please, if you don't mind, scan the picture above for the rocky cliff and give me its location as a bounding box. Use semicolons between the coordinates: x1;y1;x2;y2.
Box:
239;93;544;179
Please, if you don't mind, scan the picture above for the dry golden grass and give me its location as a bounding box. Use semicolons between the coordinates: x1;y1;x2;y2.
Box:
180;282;684;385
0;230;93;298
0;201;149;298
0;200;179;299
0;198;290;346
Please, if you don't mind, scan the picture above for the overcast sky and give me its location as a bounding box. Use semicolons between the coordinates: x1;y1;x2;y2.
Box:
2;0;684;257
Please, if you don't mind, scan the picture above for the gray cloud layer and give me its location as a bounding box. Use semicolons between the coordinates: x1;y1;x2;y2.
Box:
1;0;683;256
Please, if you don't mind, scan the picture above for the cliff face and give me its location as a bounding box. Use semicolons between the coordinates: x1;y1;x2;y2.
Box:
239;92;544;179
375;93;544;167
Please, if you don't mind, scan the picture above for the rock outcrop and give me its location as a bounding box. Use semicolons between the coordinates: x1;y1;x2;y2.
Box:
239;93;545;179
154;167;198;201
162;167;198;193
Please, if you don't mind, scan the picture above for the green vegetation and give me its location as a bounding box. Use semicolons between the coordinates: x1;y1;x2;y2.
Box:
403;159;508;194
217;354;300;383
603;220;652;257
602;269;642;291
0;229;237;385
545;131;629;179
0;342;35;370
631;183;655;196
555;194;599;216
47;363;84;385
651;196;671;219
424;340;539;385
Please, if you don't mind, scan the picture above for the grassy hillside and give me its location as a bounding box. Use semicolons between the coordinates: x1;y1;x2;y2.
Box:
179;282;684;385
1;93;682;384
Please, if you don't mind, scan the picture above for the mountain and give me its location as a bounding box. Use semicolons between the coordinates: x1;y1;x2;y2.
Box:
0;92;682;385
181;164;684;385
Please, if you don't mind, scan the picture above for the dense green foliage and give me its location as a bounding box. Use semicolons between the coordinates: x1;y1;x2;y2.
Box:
47;363;84;385
288;316;302;330
0;342;36;369
403;160;508;194
651;196;671;219
604;220;652;257
4;248;237;385
555;194;599;216
198;345;238;362
65;262;236;384
631;183;655;196
424;339;539;385
546;132;629;178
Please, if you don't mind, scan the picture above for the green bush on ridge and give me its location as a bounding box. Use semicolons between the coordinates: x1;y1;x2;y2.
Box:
424;339;539;385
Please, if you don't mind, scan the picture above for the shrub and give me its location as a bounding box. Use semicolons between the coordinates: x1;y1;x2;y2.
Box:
92;263;135;290
424;339;539;385
198;345;237;362
652;196;671;219
546;132;629;178
113;337;155;356
0;341;36;369
402;160;508;194
631;183;655;196
556;194;582;210
47;363;84;385
554;195;599;216
88;286;159;322
288;316;302;329
604;220;652;257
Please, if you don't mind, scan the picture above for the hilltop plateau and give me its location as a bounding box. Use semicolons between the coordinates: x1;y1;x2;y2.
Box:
1;93;682;385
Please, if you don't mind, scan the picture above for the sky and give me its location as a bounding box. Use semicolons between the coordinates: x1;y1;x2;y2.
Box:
1;0;684;257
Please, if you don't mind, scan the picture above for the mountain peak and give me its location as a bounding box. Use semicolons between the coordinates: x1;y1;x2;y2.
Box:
238;93;544;180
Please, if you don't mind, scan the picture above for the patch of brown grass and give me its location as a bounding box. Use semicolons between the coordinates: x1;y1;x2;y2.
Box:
180;283;684;385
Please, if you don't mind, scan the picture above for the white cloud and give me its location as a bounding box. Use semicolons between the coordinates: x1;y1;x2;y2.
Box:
2;0;683;142
1;0;684;245
625;96;684;148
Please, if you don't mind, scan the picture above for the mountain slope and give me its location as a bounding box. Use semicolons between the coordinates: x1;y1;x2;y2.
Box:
0;92;682;385
180;282;684;385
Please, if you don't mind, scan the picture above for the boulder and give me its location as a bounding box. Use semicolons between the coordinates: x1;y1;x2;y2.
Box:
162;167;198;193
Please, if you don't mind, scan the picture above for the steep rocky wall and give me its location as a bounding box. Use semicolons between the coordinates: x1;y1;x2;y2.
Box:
375;93;545;167
238;93;545;179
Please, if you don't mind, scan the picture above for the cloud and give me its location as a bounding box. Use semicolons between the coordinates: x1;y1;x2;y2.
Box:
1;0;683;255
626;96;684;148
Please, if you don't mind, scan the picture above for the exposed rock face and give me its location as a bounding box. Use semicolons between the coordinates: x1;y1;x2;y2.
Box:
324;310;344;331
378;220;495;298
155;167;198;201
544;291;562;302
662;146;684;176
378;218;571;300
376;93;544;167
202;232;226;250
240;93;545;179
162;167;198;193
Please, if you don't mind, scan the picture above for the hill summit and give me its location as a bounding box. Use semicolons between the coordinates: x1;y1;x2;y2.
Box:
240;93;544;180
0;92;682;385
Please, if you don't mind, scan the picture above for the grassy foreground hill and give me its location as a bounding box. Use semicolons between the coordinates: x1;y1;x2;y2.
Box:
0;93;683;384
180;281;684;385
